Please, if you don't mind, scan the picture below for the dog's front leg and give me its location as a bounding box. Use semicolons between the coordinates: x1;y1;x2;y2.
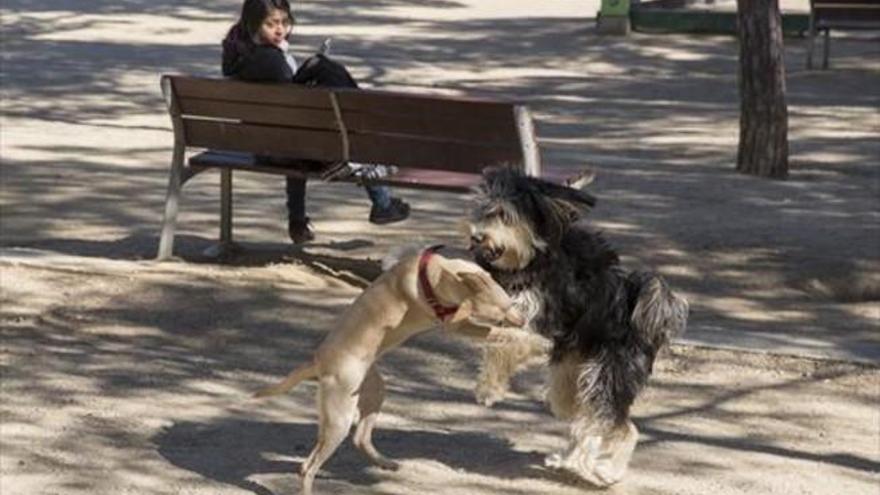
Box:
444;320;494;339
476;328;550;407
475;337;516;406
443;322;527;406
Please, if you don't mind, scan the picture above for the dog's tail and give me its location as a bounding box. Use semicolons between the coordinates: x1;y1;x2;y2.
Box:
253;361;318;398
629;272;689;347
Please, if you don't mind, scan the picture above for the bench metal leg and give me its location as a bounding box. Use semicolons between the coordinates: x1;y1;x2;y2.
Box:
822;28;830;69
157;144;185;261
514;106;542;177
806;16;816;69
220;169;233;246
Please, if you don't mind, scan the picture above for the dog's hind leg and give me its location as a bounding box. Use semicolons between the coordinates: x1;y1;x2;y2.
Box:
591;420;638;486
544;415;608;486
544;413;636;487
353;365;400;470
300;380;358;495
544;358;610;485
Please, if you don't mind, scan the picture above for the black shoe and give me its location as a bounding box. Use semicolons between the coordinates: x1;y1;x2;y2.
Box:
288;217;315;244
369;197;410;225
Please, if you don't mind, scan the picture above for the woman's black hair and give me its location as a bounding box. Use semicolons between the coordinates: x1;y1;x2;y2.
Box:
223;0;294;76
239;0;294;39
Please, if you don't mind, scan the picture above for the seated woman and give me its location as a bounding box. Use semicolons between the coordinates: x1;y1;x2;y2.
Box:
221;0;410;244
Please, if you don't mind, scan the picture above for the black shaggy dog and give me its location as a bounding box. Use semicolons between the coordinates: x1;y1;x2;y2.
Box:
467;167;688;486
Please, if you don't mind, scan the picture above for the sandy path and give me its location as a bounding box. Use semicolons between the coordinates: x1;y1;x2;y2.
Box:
1;256;877;495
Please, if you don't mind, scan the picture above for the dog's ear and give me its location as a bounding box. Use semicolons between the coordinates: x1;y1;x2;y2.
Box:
531;179;597;211
448;299;473;324
455;271;491;294
479;167;596;247
481;166;597;212
439;268;466;292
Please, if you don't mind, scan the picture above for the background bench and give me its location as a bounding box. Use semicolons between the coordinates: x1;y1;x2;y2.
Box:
807;0;880;69
157;75;593;260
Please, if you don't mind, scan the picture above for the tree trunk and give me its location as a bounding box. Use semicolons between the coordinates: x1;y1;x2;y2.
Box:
736;0;789;178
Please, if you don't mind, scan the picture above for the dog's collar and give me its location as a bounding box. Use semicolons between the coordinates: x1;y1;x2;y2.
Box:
418;245;459;322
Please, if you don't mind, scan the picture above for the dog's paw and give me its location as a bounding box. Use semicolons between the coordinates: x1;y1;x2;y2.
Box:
544;452;566;470
376;458;401;471
486;327;515;343
591;463;623;486
545;452;612;487
474;382;506;407
584;469;615;487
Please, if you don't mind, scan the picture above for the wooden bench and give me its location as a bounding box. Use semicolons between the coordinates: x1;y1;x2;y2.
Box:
157;75;593;260
807;0;880;69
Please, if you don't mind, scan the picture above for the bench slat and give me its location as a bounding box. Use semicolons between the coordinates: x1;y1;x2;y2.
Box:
376;164;591;191
183;120;346;162
343;112;520;144
371;168;483;192
179;98;339;130
181;118;523;172
815;13;880;24
336;90;518;123
172;77;334;110
189;151;328;178
348;134;522;172
817;18;880;27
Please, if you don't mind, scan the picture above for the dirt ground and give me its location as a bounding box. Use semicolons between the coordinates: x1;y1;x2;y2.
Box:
1;255;877;495
1;0;879;494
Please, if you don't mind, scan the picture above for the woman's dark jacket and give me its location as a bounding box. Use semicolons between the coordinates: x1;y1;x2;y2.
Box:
222;22;357;88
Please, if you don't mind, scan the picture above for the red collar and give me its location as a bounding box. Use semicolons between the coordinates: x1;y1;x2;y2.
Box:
418;245;459;322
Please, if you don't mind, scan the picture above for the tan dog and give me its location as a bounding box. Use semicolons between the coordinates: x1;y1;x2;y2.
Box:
255;246;524;495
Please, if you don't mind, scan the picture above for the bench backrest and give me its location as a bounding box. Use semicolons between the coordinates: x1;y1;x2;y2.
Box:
161;75;541;175
811;0;880;23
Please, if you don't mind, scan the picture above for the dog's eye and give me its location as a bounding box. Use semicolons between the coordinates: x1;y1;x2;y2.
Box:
497;209;513;224
488;207;515;225
484;204;507;221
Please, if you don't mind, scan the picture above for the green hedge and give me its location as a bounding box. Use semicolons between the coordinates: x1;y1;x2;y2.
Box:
630;7;810;36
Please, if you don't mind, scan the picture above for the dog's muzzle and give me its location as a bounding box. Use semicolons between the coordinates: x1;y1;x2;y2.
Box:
470;235;504;265
505;307;526;327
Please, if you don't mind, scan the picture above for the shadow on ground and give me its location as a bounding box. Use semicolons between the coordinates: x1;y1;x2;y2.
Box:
155;419;550;495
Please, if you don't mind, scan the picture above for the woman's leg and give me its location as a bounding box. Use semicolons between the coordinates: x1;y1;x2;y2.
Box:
291;56;409;225
292;54;358;88
366;185;409;224
286;176;307;220
286;177;313;243
364;184;391;210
